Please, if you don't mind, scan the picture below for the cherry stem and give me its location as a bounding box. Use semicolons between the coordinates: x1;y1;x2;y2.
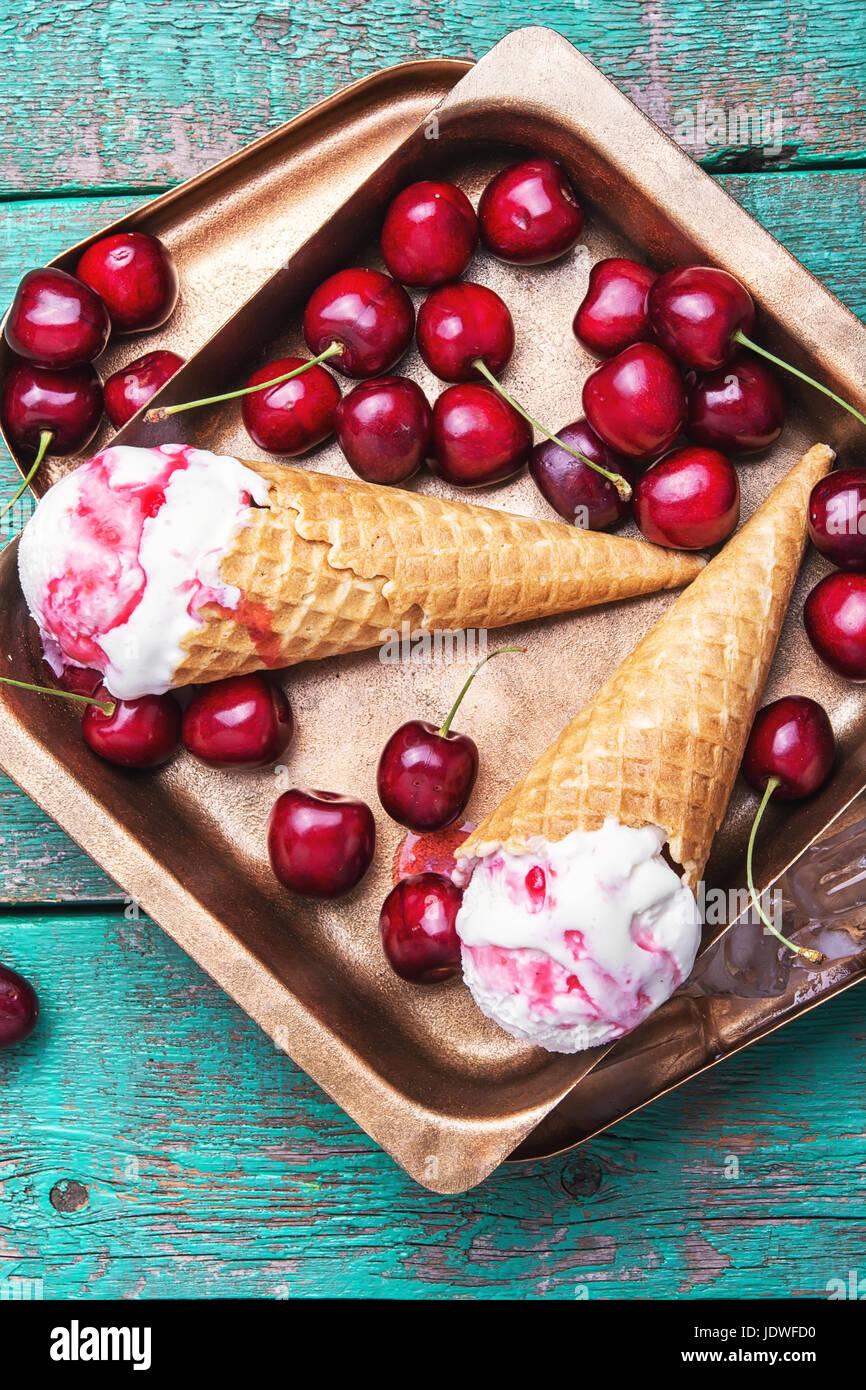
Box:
144;343;343;422
472;358;632;501
745;775;823;964
0;675;115;716
0;430;51;524
735;331;866;429
438;645;525;737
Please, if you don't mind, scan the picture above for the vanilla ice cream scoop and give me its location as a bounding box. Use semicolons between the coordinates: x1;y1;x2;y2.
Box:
454;818;701;1052
17;443;270;699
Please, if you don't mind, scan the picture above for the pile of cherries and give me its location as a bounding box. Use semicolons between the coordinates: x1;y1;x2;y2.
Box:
805;469;866;680
1;230;183;490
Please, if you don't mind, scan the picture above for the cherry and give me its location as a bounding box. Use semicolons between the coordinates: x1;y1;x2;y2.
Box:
335;375;432;483
82;689;182;768
381;180;477;287
378;647;521;830
241;356;340;455
804;572;866;680
103;349;185;429
583;342;686;458
76;231;178;333
572;258;657;357
687;350;785;455
808;469;866;570
303;268;414;379
268;788;375;898
182;674;293;769
1;361;103;501
417;281;514;383
379;872;463;983
742;695;835;962
650;264;866;428
529;418;635;529
431;383;532;487
5;267;110;367
0;962;38;1048
634;446;739;550
478;158;583;265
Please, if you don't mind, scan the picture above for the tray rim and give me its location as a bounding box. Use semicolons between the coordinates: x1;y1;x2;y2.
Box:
3;25;866;1191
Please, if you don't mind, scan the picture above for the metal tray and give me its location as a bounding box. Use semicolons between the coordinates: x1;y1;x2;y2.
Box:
2;27;865;1192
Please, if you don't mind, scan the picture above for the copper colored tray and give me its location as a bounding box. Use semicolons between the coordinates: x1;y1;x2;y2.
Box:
2;28;866;1192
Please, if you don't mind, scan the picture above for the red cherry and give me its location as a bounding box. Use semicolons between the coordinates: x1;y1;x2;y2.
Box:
103;349;185;429
804;572;866;680
303;268;414;379
76;231;178;333
2;360;102;457
5;267;110;367
478;158;583;265
381;181;477;287
267;788;375;898
82;690;182;768
182;674;293;770
529;418;635;529
379;873;463;983
687;349;785;455
431;383;531;487
417;282;514;383
634;446;739;550
241;355;340;456
742;696;835;800
0;962;39;1048
335;375;432;483
808;469;866;571
648;265;755;370
572;258;657;357
582;342;686;459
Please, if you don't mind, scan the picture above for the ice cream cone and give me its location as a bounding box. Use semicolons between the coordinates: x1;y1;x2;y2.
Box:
172;459;703;685
458;443;835;890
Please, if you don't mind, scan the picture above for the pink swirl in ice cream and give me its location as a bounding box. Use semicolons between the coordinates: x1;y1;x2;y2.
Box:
17;444;270;699
455;818;701;1052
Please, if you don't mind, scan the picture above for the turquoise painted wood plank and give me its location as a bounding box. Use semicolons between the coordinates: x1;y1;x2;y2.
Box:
1;911;864;1299
0;1;863;194
1;169;865;903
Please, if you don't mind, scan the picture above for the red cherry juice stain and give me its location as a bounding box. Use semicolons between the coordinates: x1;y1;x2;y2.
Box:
206;596;282;668
392;821;474;885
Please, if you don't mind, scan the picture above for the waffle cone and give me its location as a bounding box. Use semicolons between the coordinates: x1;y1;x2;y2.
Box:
172;460;703;685
458;444;835;890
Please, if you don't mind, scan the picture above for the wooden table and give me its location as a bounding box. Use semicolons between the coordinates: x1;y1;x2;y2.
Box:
2;1;865;1300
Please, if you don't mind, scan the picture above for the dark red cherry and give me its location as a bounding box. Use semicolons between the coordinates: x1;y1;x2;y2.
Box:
82;690;182;768
182;674;293;770
804;572;866;680
303;268;414;379
335;375;432;483
572;258;657;357
808;469;866;571
1;361;103;457
582;342;686;459
417;282;514;383
478;158;583;265
634;446;739;550
103;349;185;429
381;181;478;287
647;265;755;371
431;383;531;487
5;267;110;367
76;231;178;333
0;962;39;1048
379;873;463;983
241;356;340;455
529;418;635;529
267;788;375;898
742;696;835;800
687;349;785;455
